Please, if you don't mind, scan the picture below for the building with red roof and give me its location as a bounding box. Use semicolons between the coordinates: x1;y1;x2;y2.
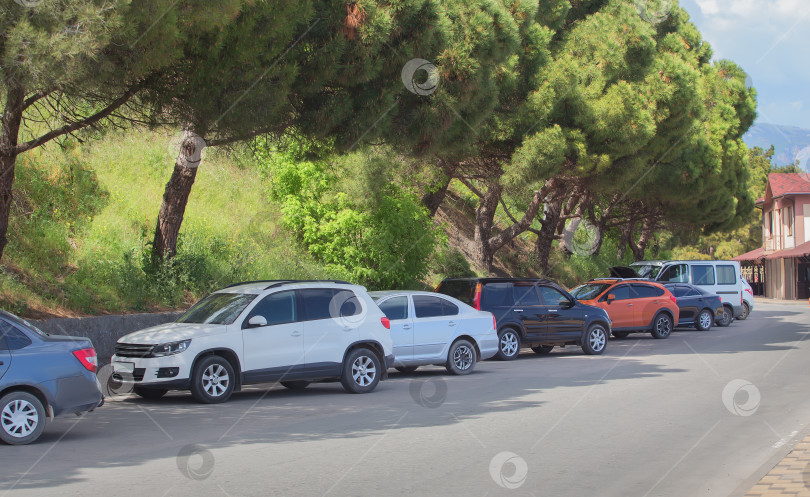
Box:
733;173;810;299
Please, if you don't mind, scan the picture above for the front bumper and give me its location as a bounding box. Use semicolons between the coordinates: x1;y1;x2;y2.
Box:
111;353;194;387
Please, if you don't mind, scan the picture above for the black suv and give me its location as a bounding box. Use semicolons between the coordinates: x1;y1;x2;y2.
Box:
436;278;611;359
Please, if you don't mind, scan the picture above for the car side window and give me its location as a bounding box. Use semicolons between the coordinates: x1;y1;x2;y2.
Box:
481;283;513;306
668;286;686;298
691;265;716;285
298;288;338;321
334;290;363;317
0;320;11;351
716;265;736;285
441;299;459;316
378;296;409;321
246;291;297;327
633;285;663;298
513;285;541;305
660;264;688;283
608;285;632;301
538;286;570;306
413;296;446;318
685;287;701;297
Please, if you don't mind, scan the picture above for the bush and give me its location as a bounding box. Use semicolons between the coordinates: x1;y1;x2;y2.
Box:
264;147;439;290
431;247;476;279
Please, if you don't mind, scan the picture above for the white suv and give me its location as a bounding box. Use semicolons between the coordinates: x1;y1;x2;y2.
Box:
111;280;394;403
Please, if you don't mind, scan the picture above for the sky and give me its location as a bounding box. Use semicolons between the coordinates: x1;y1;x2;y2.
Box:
677;0;810;130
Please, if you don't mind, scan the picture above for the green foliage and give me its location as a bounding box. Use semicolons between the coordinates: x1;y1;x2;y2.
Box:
431;247;476;279
262;144;439;289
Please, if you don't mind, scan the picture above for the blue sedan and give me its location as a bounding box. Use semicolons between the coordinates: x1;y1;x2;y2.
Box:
0;310;103;445
663;283;724;331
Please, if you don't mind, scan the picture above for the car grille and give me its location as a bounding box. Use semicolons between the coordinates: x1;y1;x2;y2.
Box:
115;343;154;358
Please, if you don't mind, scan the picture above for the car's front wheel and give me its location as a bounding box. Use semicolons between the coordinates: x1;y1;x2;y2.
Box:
581;324;608;355
651;314;673;339
446;339;476;375
695;309;714;331
496;329;521;361
716;305;733;327
341;348;382;394
0;392;46;445
190;355;236;404
133;387;168;400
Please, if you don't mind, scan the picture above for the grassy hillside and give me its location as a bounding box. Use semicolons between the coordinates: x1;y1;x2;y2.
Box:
1;130;338;318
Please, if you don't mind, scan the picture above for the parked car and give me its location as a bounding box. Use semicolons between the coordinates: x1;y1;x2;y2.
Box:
0;310;103;445
611;260;745;326
435;278;611;359
369;291;498;375
570;279;678;339
740;280;754;320
663;283;724;331
112;280;394;403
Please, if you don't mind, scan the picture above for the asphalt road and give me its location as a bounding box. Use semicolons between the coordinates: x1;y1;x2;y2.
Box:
1;302;809;497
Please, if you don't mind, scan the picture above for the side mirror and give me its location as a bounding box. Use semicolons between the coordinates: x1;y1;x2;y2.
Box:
606;294;616;303
247;315;267;328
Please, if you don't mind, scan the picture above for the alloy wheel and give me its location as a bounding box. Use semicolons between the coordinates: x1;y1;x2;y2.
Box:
699;311;712;330
500;331;519;357
1;399;38;438
352;355;377;387
202;364;230;397
589;327;607;352
453;344;475;371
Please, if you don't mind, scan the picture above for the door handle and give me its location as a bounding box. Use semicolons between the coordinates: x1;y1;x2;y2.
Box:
291;331;302;337
549;309;558;313
448;321;457;327
402;325;411;330
513;309;524;312
627;303;633;307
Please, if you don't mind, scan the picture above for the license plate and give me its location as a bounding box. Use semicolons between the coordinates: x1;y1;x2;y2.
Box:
113;361;135;374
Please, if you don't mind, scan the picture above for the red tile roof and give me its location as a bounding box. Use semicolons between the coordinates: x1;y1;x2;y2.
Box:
732;247;765;262
765;240;810;260
767;173;810;197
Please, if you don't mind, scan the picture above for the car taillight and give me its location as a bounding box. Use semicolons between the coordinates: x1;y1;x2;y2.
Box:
492;314;497;331
473;283;482;310
669;294;677;305
381;317;390;330
72;347;98;373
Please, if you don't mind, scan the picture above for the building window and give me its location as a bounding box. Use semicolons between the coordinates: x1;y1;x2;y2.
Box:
768;211;773;238
785;206;794;236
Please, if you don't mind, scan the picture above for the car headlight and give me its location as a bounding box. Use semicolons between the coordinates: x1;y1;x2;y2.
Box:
151;340;191;357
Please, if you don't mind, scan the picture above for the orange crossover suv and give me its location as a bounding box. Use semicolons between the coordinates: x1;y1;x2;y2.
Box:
570;279;679;339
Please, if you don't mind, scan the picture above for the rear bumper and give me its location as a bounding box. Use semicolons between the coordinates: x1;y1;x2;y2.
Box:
477;335;499;361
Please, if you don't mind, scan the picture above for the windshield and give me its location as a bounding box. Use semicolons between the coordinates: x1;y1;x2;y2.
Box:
630;263;662;279
570;283;611;300
177;293;257;325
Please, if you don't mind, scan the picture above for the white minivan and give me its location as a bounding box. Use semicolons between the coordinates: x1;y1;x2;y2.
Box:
619;260;746;326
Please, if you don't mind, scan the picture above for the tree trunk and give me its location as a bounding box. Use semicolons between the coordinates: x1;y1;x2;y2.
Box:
629;217;654;261
0;80;25;261
151;129;206;263
473;181;502;271
535;199;563;273
421;159;456;216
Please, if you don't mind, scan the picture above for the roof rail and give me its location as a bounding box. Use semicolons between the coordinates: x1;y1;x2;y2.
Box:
263;280;353;290
221;280;288;289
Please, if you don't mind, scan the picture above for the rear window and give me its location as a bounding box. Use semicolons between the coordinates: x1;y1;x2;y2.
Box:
436;280;475;305
481;283;513;307
691;266;716;286
716;265;737;285
571;283;611;300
